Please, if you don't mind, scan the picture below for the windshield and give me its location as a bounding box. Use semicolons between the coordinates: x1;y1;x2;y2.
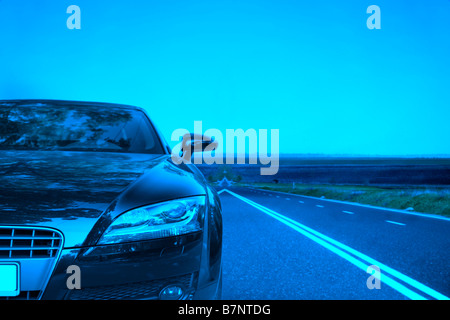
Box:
0;102;164;154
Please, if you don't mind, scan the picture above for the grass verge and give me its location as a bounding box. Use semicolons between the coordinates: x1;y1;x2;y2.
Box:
244;183;450;218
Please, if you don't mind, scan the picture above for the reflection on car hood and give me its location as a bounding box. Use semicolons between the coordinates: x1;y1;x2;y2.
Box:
0;150;204;247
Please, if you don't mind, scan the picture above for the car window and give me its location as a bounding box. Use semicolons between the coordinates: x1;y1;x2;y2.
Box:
0;103;164;154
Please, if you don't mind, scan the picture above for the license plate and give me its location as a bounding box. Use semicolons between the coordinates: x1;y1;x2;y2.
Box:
0;262;20;297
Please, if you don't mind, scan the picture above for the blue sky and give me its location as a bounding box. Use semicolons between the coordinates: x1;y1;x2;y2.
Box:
0;0;449;155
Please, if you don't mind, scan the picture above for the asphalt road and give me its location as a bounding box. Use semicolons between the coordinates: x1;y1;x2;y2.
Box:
217;186;450;300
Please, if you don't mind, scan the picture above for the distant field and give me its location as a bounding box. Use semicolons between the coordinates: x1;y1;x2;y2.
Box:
247;183;450;217
196;156;450;217
198;162;450;186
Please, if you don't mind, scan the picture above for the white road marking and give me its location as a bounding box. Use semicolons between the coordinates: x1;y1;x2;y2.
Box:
385;220;406;226
246;187;450;222
298;200;304;204
316;205;325;208
220;188;449;301
343;211;355;214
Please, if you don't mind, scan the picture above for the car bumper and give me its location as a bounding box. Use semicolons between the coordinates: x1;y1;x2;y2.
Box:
39;232;219;300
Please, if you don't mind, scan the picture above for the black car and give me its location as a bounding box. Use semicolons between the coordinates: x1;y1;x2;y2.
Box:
0;100;222;300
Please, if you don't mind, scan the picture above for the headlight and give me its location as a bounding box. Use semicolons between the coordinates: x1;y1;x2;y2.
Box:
98;196;205;244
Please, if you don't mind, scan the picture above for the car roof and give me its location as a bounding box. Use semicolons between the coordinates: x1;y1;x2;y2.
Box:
0;99;146;112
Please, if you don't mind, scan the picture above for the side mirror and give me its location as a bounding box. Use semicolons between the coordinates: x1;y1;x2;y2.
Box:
180;133;218;162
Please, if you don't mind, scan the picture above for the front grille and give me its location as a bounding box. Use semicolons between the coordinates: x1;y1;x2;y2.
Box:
68;272;198;300
0;226;64;300
0;227;62;259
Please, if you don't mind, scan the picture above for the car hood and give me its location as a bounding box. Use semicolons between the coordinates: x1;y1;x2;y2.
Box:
0;150;206;247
